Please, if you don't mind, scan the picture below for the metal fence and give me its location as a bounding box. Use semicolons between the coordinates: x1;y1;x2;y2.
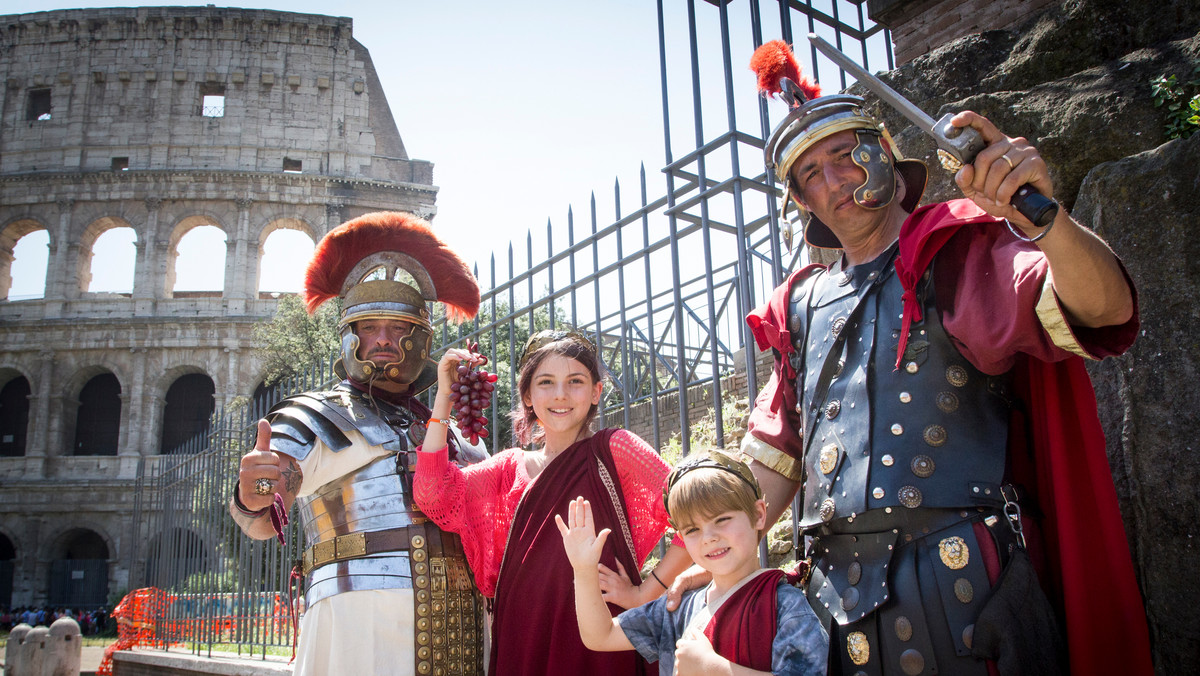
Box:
127;0;891;658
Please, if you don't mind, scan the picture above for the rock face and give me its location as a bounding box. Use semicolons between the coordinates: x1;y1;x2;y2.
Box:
840;1;1199;671
1076;132;1200;674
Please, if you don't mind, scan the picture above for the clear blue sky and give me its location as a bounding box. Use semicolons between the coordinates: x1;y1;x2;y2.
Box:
4;1;669;293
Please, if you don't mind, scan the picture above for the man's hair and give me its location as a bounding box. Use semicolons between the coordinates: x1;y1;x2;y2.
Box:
667;458;761;534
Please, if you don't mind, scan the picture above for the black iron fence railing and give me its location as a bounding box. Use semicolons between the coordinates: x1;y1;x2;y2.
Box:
128;0;889;658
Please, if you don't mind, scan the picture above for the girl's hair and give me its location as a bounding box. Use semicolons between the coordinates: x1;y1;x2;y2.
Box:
510;330;605;446
666;454;762;533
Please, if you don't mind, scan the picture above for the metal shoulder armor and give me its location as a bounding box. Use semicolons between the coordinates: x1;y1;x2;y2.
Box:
265;386;402;461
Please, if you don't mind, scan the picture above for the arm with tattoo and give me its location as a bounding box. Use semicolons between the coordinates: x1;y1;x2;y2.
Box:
230;419;303;540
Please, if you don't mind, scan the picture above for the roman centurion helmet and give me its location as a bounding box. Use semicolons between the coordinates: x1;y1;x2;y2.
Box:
302;211;480;394
751;40;927;249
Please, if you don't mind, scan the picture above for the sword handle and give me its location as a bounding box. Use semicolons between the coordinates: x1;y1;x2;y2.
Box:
934;114;1058;228
1012;187;1058;229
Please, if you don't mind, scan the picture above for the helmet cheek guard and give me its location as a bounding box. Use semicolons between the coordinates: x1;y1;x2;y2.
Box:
850;129;896;210
338;321;434;386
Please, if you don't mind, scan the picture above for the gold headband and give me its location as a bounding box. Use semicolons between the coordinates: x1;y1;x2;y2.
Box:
662;450;762;519
517;329;596;371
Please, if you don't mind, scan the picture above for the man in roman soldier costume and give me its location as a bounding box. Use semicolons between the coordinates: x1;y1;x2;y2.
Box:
737;41;1152;675
230;211;487;676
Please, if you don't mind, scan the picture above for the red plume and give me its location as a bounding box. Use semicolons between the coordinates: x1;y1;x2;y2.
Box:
303;211;480;323
750;40;820;103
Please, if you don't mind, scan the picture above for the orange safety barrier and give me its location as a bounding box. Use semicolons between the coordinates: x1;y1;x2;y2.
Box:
96;588;294;675
97;587;172;676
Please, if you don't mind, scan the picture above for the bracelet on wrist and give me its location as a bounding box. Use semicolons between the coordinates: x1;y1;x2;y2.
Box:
427;417;449;428
650;570;668;590
1005;217;1054;244
232;485;269;518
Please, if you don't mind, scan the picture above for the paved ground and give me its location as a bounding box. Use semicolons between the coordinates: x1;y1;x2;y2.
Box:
82;643;111;673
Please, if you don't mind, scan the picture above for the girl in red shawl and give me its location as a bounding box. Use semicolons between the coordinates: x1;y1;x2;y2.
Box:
416;329;693;675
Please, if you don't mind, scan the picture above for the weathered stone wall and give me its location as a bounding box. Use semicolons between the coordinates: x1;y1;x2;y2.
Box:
843;1;1200;670
868;0;1058;65
0;6;427;183
0;7;435;609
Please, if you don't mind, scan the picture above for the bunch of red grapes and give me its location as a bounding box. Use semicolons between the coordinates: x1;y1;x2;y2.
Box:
449;343;499;445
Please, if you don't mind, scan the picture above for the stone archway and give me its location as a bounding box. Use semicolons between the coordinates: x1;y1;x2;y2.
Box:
73;372;121;456
159;373;215;454
47;528;109;609
0;531;14;607
0;374;30;457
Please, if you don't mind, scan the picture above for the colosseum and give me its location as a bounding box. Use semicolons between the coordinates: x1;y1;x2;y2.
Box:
0;6;436;608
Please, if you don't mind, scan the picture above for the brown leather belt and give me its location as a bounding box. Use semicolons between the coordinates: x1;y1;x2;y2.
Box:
301;526;416;576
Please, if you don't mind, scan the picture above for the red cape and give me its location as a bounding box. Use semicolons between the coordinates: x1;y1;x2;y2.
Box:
894;201;1152;676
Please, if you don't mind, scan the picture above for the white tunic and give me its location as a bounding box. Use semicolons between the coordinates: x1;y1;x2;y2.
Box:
292;432;416;676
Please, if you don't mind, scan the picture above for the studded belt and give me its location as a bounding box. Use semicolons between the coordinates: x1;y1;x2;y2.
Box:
301;525;418;576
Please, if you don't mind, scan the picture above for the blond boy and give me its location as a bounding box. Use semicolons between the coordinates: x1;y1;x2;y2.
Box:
558;451;827;675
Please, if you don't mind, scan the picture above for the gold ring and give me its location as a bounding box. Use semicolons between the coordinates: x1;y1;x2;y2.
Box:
253;478;275;496
1000;154;1015;170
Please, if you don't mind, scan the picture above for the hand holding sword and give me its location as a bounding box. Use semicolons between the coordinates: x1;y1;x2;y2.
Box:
808;34;1058;230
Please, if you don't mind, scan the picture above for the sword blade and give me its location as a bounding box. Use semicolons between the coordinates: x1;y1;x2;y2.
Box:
807;34;935;135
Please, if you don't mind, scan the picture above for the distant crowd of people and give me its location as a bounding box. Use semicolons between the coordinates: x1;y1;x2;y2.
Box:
0;605;111;634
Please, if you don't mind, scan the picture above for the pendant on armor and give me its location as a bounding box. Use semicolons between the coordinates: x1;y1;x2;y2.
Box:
898;486;923;508
847;631;871;666
923;424;948;447
820;498;837;522
911;455;936;478
936;391;959;413
831;316;847;338
819;444;840;475
954;577;975;604
894;616;913;642
946;364;969;387
938;536;970;570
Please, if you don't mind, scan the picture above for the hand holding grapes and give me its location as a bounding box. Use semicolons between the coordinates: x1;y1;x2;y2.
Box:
425;343;498;452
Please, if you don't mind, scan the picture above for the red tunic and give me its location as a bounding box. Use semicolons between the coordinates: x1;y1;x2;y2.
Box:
415;429;672;675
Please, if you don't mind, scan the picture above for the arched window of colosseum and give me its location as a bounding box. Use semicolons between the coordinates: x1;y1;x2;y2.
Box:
73;373;121;456
0;376;30;457
0;532;14;607
167;219;227;297
159;373;215;454
84;225;137;295
48;529;109;609
259;226;315;295
1;223;50;301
